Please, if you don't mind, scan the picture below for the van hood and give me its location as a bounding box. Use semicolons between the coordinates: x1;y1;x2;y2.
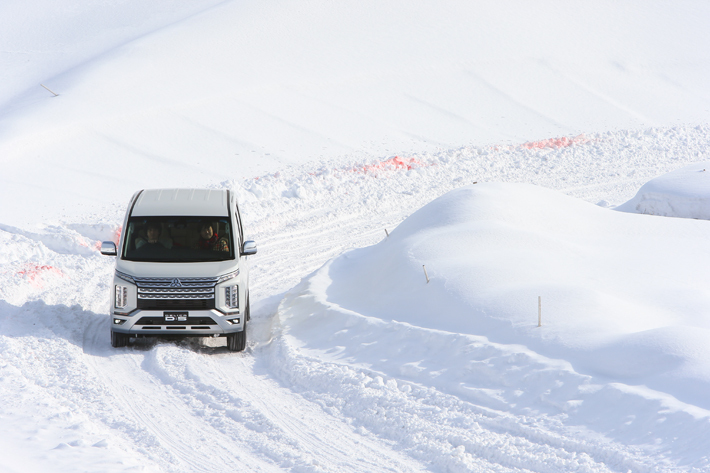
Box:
115;259;238;278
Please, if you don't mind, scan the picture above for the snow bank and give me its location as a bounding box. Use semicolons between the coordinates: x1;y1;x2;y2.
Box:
276;183;710;457
275;278;710;470
616;161;710;219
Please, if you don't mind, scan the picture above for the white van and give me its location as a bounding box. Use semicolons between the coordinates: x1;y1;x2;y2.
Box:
100;188;257;351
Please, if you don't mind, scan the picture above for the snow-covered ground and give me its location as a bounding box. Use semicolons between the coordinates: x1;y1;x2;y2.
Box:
2;1;710;472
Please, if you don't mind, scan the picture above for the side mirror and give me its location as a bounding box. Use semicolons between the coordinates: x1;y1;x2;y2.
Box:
101;241;117;256
241;240;257;256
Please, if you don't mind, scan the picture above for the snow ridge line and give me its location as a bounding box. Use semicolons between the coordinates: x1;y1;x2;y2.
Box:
215;126;710;265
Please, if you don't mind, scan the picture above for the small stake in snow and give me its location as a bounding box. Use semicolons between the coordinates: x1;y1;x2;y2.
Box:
40;84;59;97
385;228;389;237
538;296;542;327
423;265;430;284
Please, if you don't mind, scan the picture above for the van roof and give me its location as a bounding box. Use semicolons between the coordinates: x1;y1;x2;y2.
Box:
131;189;229;217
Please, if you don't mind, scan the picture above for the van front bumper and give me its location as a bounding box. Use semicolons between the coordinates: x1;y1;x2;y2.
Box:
110;309;243;336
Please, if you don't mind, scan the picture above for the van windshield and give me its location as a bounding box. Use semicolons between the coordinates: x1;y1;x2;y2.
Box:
122;216;235;262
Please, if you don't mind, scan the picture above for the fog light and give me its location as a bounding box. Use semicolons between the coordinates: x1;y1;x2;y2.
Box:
227;318;240;325
113;318;126;325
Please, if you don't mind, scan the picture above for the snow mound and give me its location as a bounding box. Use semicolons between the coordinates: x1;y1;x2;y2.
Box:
281;183;710;412
616;161;710;219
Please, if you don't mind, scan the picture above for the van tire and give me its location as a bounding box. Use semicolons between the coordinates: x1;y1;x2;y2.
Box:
246;293;251;321
111;330;129;348
227;327;246;352
227;299;249;352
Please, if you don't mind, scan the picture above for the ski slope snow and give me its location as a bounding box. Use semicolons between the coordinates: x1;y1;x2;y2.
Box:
2;0;710;226
2;0;710;472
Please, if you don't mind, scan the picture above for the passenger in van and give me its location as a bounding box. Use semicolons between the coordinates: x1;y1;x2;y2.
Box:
135;222;172;250
197;223;229;252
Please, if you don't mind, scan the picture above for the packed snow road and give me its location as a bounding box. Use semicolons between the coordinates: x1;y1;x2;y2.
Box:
1;126;710;472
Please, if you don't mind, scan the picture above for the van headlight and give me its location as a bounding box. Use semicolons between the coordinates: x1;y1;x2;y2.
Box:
217;269;239;283
115;285;129;309
115;270;135;284
225;285;239;309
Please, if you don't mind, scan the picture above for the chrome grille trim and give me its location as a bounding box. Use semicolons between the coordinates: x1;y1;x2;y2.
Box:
133;276;219;301
139;288;212;293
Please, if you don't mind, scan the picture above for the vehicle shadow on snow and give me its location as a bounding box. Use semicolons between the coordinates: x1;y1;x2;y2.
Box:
107;331;245;356
0;291;287;360
0;300;243;356
0;299;101;347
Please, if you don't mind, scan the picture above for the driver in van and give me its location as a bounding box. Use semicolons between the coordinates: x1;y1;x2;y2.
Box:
197;223;229;252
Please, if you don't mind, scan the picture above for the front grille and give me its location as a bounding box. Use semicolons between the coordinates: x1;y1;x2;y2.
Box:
134;276;218;311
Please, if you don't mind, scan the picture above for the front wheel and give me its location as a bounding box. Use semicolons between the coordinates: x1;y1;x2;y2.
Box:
111;330;129;348
227;298;249;352
226;329;246;352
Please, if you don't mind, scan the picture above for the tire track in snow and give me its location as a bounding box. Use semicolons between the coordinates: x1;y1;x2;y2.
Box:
261;329;629;473
82;313;426;472
249;208;395;298
209;354;427;472
82;315;277;472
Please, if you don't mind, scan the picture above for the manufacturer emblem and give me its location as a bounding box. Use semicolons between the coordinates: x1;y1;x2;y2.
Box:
170;278;182;287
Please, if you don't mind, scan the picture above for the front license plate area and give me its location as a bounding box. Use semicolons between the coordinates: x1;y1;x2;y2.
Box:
164;311;188;322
